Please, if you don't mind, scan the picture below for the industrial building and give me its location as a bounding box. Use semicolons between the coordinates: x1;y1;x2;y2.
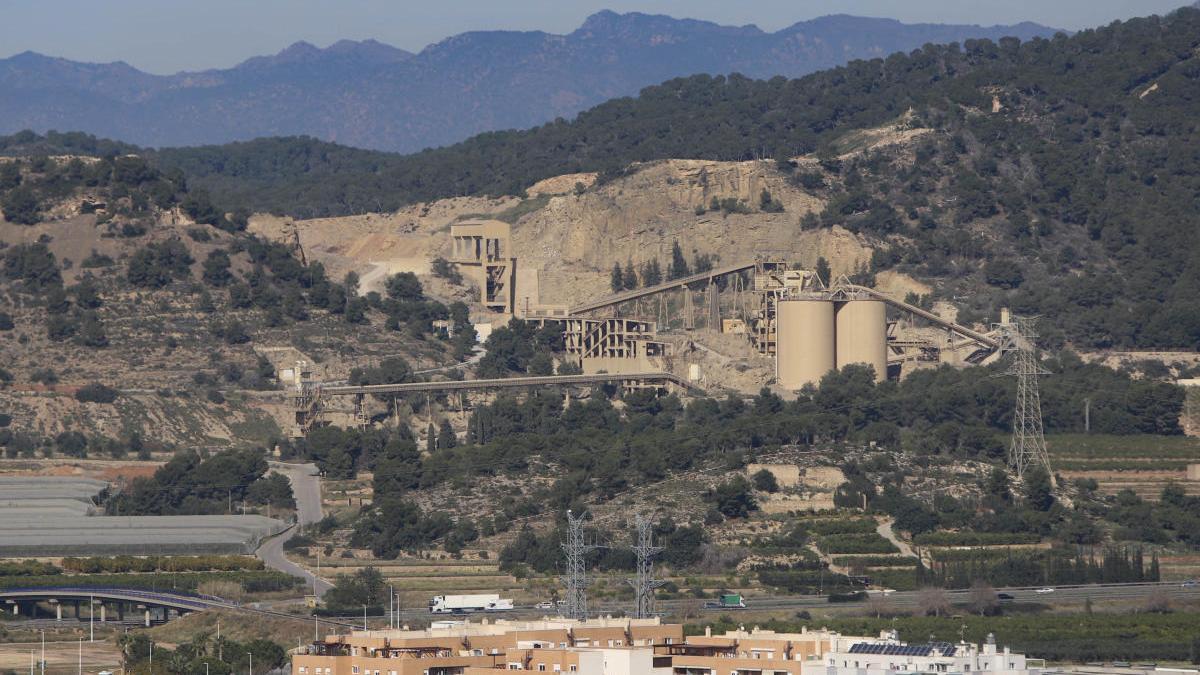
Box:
564;317;670;375
287;240;1013;438
774;293;889;390
292;618;1042;675
450;221;519;314
0;476;286;556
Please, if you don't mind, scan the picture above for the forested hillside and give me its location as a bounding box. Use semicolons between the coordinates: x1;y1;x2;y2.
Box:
0;149;467;449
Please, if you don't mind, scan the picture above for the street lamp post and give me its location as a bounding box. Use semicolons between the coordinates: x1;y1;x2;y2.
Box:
248;651;253;675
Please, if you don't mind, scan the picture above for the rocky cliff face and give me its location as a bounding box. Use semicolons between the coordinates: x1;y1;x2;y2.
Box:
510;159;870;304
267;158;876;310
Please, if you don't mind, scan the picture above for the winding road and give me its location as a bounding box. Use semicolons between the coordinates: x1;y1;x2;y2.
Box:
256;462;332;597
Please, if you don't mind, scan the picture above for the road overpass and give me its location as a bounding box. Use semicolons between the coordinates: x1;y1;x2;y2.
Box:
0;586;363;629
0;587;213;625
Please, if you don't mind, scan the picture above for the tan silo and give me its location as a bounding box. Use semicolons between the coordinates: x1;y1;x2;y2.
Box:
776;299;836;390
835;300;888;382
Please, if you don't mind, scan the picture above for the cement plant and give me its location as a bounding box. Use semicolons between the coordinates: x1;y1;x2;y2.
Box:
4;1;1200;673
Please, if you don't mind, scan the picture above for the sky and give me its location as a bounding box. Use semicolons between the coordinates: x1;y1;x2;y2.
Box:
0;0;1191;74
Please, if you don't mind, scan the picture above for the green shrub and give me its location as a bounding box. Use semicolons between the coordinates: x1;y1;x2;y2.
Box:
74;383;118;403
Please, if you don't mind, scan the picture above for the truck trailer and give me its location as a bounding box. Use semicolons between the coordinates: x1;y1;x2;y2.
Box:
429;594;514;614
704;593;747;609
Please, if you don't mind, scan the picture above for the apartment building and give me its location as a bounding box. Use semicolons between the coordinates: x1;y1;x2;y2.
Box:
292;619;1042;675
294;617;682;675
665;625;840;675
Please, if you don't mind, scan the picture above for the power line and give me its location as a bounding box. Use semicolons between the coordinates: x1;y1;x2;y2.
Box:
626;514;664;619
561;510;596;621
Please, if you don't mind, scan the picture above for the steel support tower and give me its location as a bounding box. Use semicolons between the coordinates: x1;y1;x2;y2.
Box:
561;510;596;620
626;514;665;619
1004;318;1051;479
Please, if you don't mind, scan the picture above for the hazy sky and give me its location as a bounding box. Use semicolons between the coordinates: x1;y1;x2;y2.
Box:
1;0;1190;74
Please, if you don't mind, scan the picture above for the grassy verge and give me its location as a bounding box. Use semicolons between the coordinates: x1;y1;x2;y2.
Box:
1047;434;1200;459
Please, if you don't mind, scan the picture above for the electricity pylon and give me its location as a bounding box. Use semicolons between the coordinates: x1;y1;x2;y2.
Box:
561;510;597;620
999;316;1051;479
626;514;665;619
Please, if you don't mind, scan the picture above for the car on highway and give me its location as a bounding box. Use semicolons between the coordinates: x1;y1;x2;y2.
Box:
1181;580;1198;588
535;601;555;610
1034;587;1055;594
1112;661;1131;668
997;593;1015;601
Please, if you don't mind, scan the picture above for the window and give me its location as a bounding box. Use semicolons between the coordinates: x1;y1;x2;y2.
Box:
666;638;674;645
352;668;359;674
538;665;546;672
474;650;483;656
570;667;578;672
299;668;307;674
554;665;562;672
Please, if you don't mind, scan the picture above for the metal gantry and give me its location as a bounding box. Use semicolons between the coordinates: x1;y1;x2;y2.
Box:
561;510;597;621
1002;317;1051;479
626;514;665;619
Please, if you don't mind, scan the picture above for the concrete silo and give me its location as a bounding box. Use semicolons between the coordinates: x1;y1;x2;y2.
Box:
776;299;836;390
835;300;888;382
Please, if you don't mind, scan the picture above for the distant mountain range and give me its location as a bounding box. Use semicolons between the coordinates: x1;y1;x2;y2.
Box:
0;11;1060;152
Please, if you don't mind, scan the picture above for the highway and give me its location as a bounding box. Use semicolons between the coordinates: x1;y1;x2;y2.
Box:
257;462;332;597
353;581;1200;623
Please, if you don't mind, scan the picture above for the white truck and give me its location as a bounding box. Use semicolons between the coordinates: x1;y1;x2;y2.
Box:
429;594;514;614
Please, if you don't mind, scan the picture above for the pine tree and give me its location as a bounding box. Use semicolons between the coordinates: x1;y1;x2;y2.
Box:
610;262;624;293
426;424;436;454
642;259;663;286
668;241;690;280
815;256;832;286
438;419;458;449
622;260;638;290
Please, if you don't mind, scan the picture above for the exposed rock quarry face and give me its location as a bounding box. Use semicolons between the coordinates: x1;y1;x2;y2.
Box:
509;159;870;304
254;158;881;309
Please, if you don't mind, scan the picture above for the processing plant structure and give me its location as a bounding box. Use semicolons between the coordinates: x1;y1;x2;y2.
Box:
288;221;1009;434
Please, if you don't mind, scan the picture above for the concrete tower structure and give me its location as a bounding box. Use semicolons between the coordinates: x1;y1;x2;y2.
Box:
835;300;888;382
775;299;836;390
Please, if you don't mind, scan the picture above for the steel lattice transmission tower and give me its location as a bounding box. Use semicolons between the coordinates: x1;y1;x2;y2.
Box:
626;514;665;619
561;510;597;620
1000;316;1052;479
